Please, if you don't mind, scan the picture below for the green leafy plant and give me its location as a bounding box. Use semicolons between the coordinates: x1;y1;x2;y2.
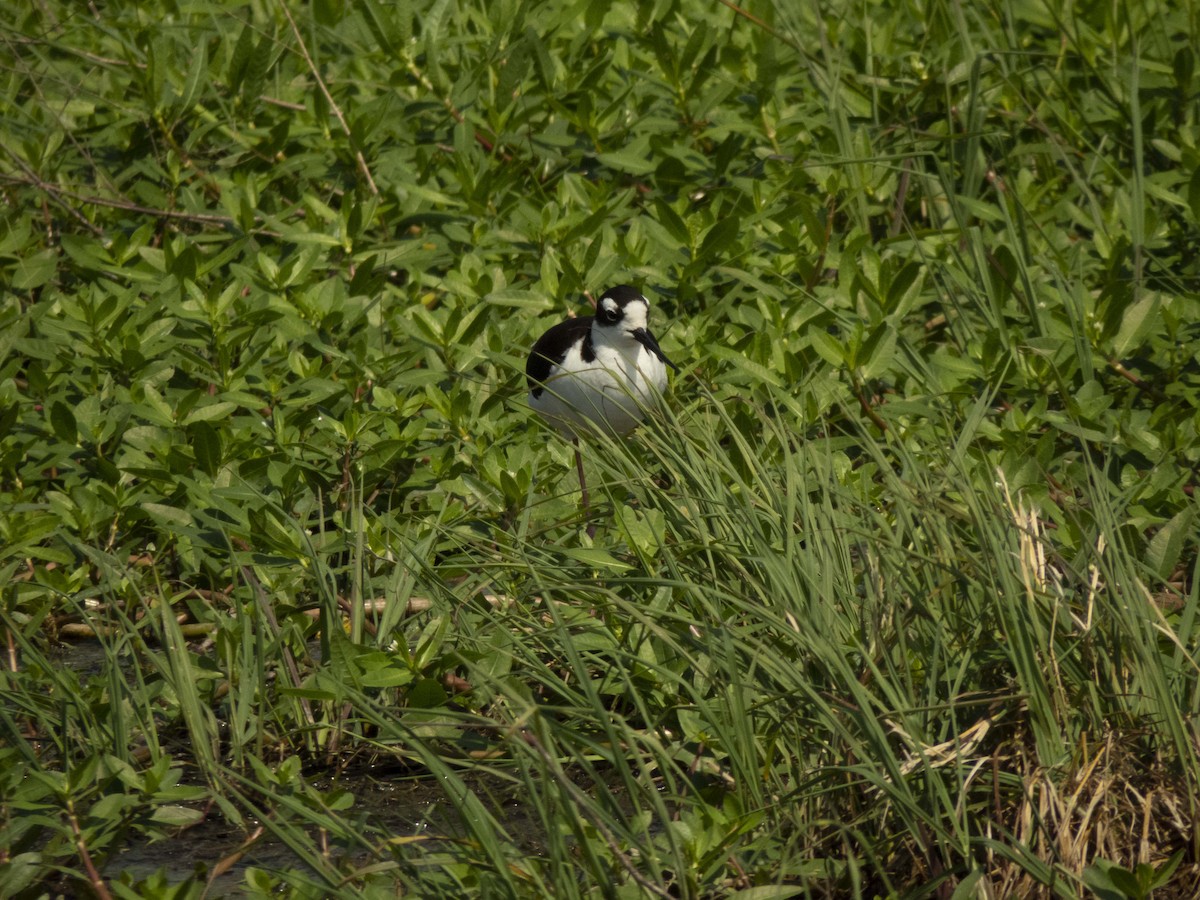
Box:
1085;852;1184;900
2;0;1198;896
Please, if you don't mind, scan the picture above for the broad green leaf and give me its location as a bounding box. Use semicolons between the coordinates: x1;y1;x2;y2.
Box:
182;402;238;424
561;548;635;571
1147;508;1192;580
188;421;222;476
141;502;196;528
360;666;416;688
809;330;846;367
176;43;207;114
1113;292;1161;356
858;324;897;379
149;805;205;827
13;249;58;290
697;215;740;262
595;148;656;175
709;345;783;387
49;401;77;444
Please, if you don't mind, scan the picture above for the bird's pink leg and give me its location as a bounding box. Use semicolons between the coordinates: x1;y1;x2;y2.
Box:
574;439;595;538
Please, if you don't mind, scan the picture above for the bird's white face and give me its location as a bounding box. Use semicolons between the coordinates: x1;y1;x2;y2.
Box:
595;293;650;340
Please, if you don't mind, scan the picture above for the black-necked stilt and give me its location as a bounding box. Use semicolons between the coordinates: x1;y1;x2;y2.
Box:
526;285;679;532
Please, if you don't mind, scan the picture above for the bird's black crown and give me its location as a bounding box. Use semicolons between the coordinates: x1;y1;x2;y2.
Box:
596;284;644;325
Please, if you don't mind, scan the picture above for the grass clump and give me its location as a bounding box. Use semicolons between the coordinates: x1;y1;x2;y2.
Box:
1;0;1198;897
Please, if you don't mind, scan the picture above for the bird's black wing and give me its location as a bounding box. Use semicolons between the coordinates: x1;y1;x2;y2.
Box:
526;316;594;396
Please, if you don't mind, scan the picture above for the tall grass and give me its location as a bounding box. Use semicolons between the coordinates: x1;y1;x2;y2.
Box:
3;0;1199;895
301;385;1193;895
11;377;1194;897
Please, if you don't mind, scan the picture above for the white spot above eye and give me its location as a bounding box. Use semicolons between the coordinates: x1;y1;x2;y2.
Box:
601;297;619;315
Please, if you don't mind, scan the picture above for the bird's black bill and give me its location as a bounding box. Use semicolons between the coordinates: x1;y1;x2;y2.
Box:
631;328;679;372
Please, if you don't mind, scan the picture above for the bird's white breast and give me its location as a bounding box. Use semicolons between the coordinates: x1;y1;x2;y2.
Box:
529;335;668;437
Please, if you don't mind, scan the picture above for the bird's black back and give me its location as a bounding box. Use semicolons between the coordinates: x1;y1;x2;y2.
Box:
526;316;595;396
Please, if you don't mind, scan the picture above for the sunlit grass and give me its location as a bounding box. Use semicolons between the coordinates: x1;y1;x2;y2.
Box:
2;0;1198;896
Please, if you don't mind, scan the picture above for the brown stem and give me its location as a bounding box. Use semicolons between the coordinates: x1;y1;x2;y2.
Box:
889;158;912;237
852;378;890;433
714;0;801;50
64;796;114;900
1106;357;1163;399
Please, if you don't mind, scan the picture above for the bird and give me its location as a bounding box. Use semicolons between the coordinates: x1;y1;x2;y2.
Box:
526;285;679;533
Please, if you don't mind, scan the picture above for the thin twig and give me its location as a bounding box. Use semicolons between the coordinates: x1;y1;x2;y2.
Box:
852;378;890;433
3;33;142;69
0;149;104;236
1106;357;1163;400
401;56;508;159
715;0;801;50
3;624;15;673
0;170;287;235
64;796;114;900
260;94;307;111
202;826;264;900
277;0;379;195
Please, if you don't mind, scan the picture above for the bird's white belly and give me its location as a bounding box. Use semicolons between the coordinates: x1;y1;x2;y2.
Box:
530;345;667;437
